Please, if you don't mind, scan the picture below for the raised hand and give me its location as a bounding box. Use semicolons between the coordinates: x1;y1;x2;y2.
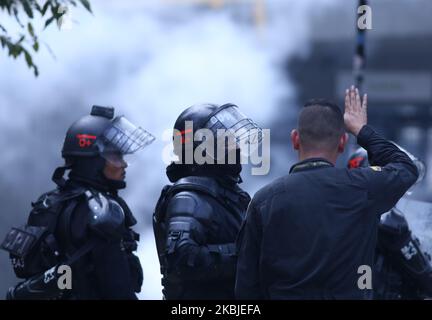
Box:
344;85;367;136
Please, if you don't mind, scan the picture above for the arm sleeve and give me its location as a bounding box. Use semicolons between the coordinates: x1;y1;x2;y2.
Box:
235;199;263;299
351;125;419;215
69;202;137;300
164;193;236;281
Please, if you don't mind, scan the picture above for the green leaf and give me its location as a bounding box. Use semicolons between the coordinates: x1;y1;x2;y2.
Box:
10;45;22;58
5;2;12;14
44;15;56;29
34;2;42;12
27;22;35;37
41;1;50;15
13;6;24;27
33;41;39;52
22;0;34;18
50;3;57;15
24;51;33;67
79;0;92;13
17;34;25;44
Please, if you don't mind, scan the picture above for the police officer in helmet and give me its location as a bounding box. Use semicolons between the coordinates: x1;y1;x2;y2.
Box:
348;147;432;299
3;106;155;299
153;103;261;299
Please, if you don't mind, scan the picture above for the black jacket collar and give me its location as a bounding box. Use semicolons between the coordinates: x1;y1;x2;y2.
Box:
289;157;334;174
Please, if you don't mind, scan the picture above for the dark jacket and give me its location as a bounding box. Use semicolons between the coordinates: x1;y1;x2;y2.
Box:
375;209;432;299
153;175;250;299
235;125;419;300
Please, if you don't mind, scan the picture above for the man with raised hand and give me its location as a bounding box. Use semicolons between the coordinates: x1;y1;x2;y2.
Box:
235;87;419;300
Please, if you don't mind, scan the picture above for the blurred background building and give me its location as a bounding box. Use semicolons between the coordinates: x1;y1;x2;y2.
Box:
0;0;431;299
286;0;432;200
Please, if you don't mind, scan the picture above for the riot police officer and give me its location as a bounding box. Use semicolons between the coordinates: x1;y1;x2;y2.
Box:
153;103;261;299
1;106;155;299
348;147;432;299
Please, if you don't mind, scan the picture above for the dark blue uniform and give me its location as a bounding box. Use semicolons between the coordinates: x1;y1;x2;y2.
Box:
54;179;143;300
235;125;419;299
153;175;250;299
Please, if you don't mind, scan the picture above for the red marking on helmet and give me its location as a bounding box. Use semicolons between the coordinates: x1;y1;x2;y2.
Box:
76;134;96;148
175;129;193;136
348;156;365;169
175;129;192;144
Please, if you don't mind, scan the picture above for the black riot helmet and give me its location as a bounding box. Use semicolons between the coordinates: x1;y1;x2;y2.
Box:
54;106;155;190
62;106;114;158
62;105;155;159
167;103;262;183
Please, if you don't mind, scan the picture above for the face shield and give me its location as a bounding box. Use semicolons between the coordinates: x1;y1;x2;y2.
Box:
96;116;155;167
203;104;262;155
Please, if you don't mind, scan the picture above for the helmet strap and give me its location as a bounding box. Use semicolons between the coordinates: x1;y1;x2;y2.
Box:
52;164;72;188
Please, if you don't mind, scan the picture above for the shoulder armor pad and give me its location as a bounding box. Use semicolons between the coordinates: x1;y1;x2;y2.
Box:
167;192;213;223
172;176;220;199
86;191;125;239
172;176;249;208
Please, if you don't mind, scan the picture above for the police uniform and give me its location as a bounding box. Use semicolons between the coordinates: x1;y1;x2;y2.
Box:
235;125;419;299
1;106;154;300
153;103;260;299
154;174;250;299
51;179;142;299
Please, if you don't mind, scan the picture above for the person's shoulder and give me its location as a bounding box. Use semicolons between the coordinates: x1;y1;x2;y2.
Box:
32;183;88;212
165;176;228;219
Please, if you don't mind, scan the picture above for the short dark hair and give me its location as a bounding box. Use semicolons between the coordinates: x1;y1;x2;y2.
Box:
298;99;344;152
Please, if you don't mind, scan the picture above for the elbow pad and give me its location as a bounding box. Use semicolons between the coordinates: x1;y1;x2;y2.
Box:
166;216;206;255
86;191;125;240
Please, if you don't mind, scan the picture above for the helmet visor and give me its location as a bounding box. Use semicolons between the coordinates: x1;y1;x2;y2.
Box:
102;152;128;168
98;116;155;155
204;105;262;151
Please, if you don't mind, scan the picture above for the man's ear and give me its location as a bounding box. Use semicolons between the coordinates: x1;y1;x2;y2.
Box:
291;129;300;150
338;133;349;153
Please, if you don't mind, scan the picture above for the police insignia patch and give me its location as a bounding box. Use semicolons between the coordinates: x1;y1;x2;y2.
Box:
370;166;382;172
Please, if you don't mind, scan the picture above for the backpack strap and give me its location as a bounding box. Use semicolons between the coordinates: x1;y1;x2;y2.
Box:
56;199;82;256
63;237;100;267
